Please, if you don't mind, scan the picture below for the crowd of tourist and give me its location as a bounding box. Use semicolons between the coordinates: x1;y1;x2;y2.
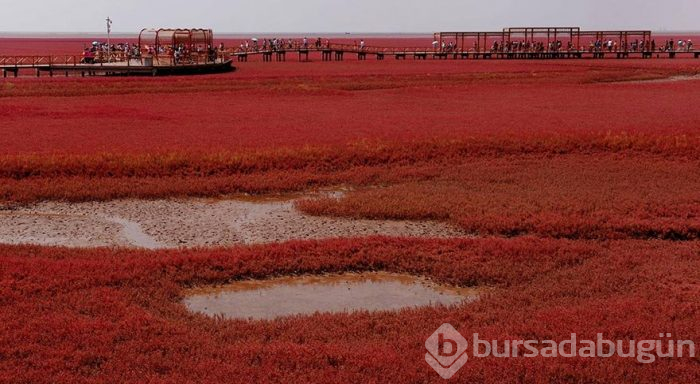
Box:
80;42;141;64
582;39;693;53
79;35;694;64
662;39;694;52
81;41;223;64
433;38;694;54
235;37;332;52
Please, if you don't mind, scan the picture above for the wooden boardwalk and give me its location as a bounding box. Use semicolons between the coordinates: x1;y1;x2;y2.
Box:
3;48;696;78
230;44;700;62
230;28;698;62
0;55;234;77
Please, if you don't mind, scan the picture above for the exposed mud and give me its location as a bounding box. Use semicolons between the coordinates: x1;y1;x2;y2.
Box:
183;272;481;320
102;216;167;250
622;74;700;84
0;195;467;249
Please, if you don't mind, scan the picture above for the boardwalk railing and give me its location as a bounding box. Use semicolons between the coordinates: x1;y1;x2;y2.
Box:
0;53;225;68
225;44;699;57
0;55;127;68
0;53;232;77
0;55;81;67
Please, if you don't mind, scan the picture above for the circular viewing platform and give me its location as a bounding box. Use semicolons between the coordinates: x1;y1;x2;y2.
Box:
1;27;235;77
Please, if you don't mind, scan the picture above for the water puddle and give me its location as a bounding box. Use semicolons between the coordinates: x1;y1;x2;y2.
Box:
183;272;480;320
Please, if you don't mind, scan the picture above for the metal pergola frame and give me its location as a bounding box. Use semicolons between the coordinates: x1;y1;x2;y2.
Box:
504;27;581;51
436;31;505;52
138;28;214;63
578;30;652;52
436;27;653;53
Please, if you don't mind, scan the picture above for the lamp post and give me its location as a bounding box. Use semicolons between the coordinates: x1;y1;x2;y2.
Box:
106;17;112;62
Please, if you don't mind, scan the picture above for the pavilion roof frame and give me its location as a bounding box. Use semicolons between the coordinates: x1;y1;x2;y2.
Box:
436;27;654;53
504;27;581;34
138;28;214;53
436;31;507;52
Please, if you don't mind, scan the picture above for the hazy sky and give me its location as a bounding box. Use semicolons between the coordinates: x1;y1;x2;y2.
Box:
1;0;698;33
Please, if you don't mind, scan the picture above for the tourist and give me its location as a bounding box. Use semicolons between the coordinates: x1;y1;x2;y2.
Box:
208;45;217;62
81;48;94;64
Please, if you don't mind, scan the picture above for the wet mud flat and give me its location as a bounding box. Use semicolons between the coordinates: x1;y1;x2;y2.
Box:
621;73;700;84
0;196;466;249
183;272;481;320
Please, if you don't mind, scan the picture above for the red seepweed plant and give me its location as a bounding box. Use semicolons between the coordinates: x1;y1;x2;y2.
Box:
1;238;699;383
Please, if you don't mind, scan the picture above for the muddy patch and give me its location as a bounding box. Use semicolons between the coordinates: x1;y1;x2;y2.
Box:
102;216;167;250
623;74;700;84
0;211;125;248
183;272;480;320
0;195;467;248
